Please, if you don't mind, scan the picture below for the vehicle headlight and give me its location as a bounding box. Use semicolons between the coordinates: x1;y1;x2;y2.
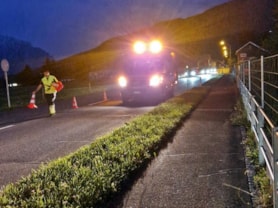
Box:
200;69;205;75
133;41;146;54
190;70;196;76
149;40;162;54
118;76;127;87
133;40;163;54
149;75;163;87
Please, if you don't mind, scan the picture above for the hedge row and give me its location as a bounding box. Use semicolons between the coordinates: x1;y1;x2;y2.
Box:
0;86;211;208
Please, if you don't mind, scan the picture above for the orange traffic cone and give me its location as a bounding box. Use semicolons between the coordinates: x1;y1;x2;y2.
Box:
103;91;108;101
72;96;78;109
27;93;38;109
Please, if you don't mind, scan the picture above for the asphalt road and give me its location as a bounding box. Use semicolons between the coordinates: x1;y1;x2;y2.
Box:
0;105;155;188
0;75;215;190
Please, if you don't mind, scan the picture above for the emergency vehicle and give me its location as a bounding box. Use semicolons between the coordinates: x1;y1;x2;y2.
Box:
117;39;178;104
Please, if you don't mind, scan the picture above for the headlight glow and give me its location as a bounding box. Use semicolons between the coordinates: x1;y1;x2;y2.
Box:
133;40;163;54
133;41;146;54
118;76;127;87
149;74;163;87
190;70;197;76
149;40;162;54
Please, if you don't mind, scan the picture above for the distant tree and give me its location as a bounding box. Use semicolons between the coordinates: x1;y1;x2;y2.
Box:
16;65;36;86
262;0;278;54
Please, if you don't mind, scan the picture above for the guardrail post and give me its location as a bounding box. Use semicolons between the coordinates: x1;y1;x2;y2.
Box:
243;63;246;86
241;84;248;110
273;128;278;207
257;108;265;165
248;60;251;91
238;64;243;86
249;96;256;128
260;56;264;109
236;65;241;89
247;93;253;124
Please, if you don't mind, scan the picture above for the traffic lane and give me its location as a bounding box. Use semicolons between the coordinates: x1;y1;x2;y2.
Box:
0;105;154;188
0;90;106;127
0;74;214;127
109;74;216;100
175;74;216;95
0;74;215;188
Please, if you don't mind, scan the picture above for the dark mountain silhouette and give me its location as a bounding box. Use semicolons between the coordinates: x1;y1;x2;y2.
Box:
96;0;273;64
0;35;52;75
149;0;273;60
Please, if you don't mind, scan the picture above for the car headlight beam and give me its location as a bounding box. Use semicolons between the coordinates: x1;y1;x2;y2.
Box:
133;41;146;54
149;74;163;87
149;40;162;54
118;76;127;87
133;39;163;54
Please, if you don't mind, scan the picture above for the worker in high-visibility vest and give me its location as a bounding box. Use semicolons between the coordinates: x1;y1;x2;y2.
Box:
33;68;59;116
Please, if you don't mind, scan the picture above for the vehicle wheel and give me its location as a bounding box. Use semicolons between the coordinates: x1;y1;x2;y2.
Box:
121;93;130;105
122;98;129;105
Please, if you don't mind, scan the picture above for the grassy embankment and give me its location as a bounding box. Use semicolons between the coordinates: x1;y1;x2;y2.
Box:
231;99;272;207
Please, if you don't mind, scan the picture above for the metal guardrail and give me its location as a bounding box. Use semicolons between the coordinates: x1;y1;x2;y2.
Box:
237;55;278;207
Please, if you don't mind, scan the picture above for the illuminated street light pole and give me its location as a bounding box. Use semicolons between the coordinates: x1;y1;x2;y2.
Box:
222;46;228;58
220;40;232;59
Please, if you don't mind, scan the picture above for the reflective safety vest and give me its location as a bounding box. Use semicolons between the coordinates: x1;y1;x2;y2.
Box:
41;75;58;94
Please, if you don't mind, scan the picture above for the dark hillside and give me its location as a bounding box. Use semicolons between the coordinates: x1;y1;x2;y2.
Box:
0;35;52;75
47;0;274;81
150;0;273;60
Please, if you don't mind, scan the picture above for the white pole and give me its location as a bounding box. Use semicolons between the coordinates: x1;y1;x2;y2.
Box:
4;71;11;108
1;59;11;108
248;60;251;91
261;56;264;109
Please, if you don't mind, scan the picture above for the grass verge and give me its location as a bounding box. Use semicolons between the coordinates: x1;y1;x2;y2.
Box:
231;99;272;207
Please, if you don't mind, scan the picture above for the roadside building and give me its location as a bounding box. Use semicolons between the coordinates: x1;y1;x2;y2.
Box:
235;41;269;63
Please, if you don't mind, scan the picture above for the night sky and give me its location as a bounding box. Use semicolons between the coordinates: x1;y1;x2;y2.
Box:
0;0;229;59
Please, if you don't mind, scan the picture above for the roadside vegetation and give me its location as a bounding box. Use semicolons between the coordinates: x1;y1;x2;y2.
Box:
231;99;272;207
0;81;210;207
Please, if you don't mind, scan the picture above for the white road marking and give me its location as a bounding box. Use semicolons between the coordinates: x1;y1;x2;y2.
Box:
0;125;15;131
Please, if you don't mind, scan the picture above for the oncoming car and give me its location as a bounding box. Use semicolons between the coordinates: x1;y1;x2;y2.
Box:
117;39;178;104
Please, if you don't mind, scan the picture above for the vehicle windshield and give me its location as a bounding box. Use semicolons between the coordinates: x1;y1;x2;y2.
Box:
124;59;163;75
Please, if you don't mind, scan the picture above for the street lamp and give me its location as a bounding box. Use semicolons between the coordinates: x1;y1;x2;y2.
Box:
221;45;228;58
219;40;232;59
